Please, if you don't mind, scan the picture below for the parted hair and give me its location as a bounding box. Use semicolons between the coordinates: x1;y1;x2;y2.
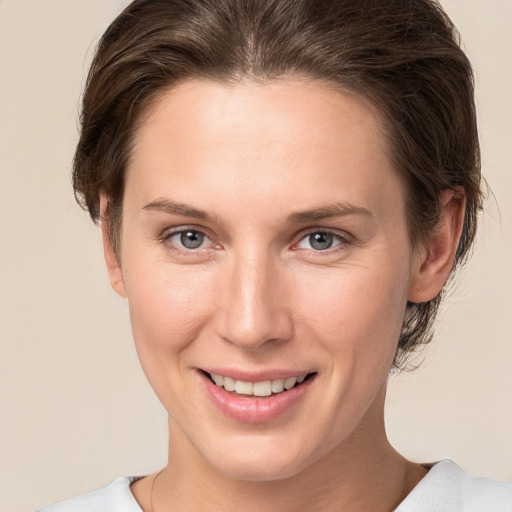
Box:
74;0;482;369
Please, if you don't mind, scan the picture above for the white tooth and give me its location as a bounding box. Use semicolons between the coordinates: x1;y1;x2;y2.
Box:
252;380;272;397
235;380;253;395
271;378;285;393
211;373;224;386
284;377;298;390
297;374;306;384
223;376;236;392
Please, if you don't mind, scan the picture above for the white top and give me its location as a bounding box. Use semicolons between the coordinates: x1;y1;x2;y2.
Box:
38;460;512;511
395;460;512;511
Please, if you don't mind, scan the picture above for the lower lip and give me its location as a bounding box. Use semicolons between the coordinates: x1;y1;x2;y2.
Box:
200;372;315;423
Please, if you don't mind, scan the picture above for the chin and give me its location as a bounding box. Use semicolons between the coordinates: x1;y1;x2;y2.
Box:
212;455;307;482
198;432;323;482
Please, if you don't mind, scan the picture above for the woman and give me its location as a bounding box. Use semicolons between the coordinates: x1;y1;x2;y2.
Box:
39;0;512;510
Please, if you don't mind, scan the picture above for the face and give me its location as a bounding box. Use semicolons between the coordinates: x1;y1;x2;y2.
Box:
109;79;423;480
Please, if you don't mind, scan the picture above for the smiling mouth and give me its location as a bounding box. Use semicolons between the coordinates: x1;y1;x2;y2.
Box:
203;371;316;397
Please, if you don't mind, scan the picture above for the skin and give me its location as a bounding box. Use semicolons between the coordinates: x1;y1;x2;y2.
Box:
102;78;465;511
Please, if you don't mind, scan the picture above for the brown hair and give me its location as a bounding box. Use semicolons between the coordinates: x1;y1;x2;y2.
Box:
73;0;482;369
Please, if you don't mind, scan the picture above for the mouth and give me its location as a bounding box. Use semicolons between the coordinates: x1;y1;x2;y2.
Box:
202;370;316;398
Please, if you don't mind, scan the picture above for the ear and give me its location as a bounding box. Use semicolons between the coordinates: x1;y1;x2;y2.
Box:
408;189;466;303
100;194;127;298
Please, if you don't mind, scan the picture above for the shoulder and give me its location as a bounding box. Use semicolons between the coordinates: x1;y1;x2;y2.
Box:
396;460;512;512
36;477;143;512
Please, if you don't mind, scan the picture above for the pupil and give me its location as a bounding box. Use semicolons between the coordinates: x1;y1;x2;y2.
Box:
310;232;333;250
180;231;204;249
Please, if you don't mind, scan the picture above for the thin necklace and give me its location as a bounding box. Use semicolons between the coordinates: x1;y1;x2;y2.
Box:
150;468;165;512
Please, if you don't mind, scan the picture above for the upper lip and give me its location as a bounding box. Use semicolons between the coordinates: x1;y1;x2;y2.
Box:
200;368;314;382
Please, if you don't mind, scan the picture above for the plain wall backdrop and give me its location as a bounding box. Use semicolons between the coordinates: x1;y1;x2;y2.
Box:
1;1;511;510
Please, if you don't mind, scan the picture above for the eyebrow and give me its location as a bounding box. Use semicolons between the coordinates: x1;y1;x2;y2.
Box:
142;199;215;221
142;198;372;224
286;202;373;224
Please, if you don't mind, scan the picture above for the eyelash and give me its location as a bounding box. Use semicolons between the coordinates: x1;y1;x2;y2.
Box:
160;227;352;256
161;226;218;256
293;229;352;254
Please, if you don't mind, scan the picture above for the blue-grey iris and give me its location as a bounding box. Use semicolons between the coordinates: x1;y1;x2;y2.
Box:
181;231;204;249
309;232;333;250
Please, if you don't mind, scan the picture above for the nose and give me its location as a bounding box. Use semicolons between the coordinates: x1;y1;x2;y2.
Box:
214;249;294;350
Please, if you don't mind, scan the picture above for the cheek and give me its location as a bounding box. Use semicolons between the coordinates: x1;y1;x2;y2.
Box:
294;263;409;363
122;255;216;360
121;257;221;412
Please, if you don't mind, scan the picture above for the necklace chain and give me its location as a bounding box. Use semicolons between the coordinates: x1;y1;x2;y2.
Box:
149;468;164;512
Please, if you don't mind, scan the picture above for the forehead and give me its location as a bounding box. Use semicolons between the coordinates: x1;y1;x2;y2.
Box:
136;78;387;159
126;78;404;223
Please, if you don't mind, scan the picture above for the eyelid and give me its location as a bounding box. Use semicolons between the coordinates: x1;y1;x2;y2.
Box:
159;225;352;254
292;228;353;251
161;225;220;252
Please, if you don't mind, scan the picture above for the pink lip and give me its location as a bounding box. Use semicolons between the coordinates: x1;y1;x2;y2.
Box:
199;370;315;423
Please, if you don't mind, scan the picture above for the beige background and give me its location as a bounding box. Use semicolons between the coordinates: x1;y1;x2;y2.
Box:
1;1;511;510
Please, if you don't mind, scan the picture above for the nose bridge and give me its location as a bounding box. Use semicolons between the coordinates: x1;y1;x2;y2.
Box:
216;244;292;349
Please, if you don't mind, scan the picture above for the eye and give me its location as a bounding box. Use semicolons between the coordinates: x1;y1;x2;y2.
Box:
175;230;205;249
165;228;215;251
296;231;344;251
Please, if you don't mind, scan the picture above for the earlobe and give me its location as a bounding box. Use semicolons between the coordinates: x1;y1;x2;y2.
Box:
100;194;127;298
408;188;466;304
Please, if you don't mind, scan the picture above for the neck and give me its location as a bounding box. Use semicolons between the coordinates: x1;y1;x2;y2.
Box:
135;386;426;512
